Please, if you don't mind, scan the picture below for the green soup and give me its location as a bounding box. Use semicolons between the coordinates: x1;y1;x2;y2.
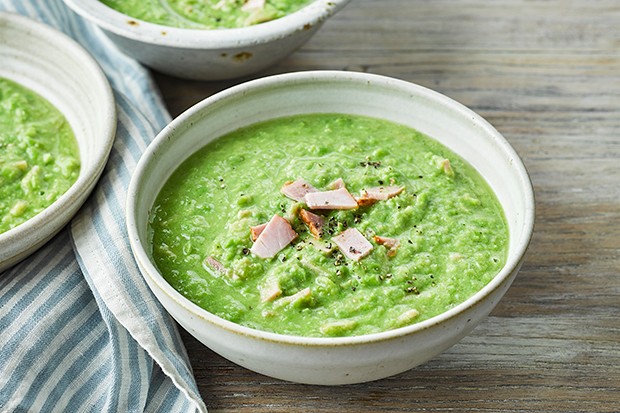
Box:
100;0;313;29
0;78;80;235
149;114;509;337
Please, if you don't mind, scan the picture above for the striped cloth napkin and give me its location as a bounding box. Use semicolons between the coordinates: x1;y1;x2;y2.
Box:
0;1;207;411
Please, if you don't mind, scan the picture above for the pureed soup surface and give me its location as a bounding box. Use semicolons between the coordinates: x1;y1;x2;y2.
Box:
149;114;509;337
101;0;313;29
0;78;80;235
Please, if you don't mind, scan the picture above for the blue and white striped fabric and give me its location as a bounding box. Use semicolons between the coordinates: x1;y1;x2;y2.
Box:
0;1;207;412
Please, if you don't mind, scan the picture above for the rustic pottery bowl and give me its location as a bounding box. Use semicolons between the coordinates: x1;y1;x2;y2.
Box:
0;12;116;272
62;0;351;81
126;71;535;385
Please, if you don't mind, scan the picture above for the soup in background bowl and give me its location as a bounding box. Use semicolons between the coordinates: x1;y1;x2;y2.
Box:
63;0;352;80
0;12;116;272
99;0;315;29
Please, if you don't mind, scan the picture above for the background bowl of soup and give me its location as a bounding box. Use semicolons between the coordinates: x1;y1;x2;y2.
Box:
0;12;116;272
126;70;535;384
62;0;351;81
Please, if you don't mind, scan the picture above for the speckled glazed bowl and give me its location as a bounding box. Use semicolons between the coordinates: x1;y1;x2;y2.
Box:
62;0;351;81
126;71;535;385
0;13;116;272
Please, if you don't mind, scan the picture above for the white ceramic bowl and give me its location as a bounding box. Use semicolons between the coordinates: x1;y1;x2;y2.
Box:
0;13;116;272
62;0;351;81
126;71;535;385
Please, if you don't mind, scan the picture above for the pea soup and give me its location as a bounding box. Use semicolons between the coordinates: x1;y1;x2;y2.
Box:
149;114;509;337
100;0;313;29
0;78;80;235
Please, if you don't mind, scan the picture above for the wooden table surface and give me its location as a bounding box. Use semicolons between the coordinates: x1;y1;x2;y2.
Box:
153;1;620;411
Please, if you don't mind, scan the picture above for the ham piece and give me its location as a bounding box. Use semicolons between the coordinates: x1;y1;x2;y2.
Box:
327;177;346;190
304;187;358;210
332;228;373;261
440;158;454;176
299;209;325;238
281;179;318;202
204;256;226;275
357;185;405;206
277;287;311;306
373;235;400;257
250;214;298;259
259;277;282;302
250;222;267;241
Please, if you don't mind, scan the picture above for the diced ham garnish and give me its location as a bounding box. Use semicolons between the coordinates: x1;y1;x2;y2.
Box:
281;179;318;202
204;256;226;275
373;235;400;257
434;157;454;176
250;223;267;242
304;187;358;210
332;228;373;261
299;209;325;238
250;214;298;259
259;277;282;302
277;287;311;306
441;159;454;176
327;177;345;190
242;0;265;11
356;185;405;206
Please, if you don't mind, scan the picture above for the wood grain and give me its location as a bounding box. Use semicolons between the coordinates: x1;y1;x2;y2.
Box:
154;0;620;411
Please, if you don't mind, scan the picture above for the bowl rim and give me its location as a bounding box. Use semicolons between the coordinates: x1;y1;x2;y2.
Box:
62;0;352;49
126;70;535;347
0;12;116;269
